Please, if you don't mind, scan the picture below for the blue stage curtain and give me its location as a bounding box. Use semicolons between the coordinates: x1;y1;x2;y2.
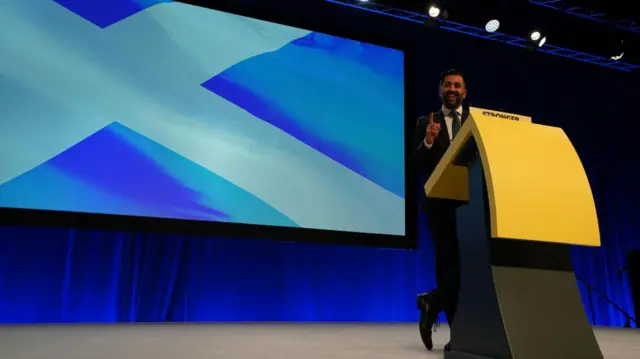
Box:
1;1;639;327
572;165;640;327
0;225;434;323
1;179;639;326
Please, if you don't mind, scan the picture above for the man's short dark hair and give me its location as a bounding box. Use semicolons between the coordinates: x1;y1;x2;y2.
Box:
439;69;466;89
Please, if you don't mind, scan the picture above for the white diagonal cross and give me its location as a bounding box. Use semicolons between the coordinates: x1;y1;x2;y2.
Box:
0;0;405;235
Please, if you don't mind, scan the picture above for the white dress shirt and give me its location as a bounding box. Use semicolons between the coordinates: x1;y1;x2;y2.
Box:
424;105;463;149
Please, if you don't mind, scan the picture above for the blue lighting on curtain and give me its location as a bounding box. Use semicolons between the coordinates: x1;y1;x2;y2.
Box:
0;226;432;323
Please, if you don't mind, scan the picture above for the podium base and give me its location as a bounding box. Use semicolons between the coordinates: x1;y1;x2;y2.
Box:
446;154;604;359
446;351;496;359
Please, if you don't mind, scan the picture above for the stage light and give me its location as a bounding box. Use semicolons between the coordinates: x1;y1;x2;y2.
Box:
485;19;500;33
539;36;547;47
324;0;639;72
428;6;440;18
530;31;541;41
526;30;546;50
611;39;624;60
611;52;624;60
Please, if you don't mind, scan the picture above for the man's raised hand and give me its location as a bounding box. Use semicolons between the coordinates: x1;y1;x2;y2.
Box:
425;113;440;145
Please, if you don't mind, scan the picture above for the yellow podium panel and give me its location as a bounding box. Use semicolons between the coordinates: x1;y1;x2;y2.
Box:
425;107;600;247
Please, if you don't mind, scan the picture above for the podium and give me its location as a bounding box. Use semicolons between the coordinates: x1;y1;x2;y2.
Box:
425;107;604;359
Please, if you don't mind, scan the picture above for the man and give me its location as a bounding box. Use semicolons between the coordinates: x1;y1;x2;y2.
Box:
413;69;469;352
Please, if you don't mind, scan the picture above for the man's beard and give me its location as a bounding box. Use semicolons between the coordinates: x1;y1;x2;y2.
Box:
442;92;462;109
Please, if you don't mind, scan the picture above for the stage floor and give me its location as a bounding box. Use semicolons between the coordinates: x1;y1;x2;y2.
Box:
0;323;638;359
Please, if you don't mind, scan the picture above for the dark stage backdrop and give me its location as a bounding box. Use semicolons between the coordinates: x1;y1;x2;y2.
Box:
1;0;639;326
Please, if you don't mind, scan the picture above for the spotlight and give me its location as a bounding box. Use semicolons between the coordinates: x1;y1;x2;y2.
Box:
611;39;624;60
424;3;447;27
485;19;500;33
526;30;546;51
611;52;624;60
538;36;547;47
530;31;541;41
428;6;440;18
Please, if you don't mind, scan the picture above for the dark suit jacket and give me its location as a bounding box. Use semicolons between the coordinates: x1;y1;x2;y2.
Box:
412;108;470;210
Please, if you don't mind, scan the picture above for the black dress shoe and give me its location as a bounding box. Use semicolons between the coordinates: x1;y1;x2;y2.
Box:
417;293;440;351
418;311;433;350
444;342;451;352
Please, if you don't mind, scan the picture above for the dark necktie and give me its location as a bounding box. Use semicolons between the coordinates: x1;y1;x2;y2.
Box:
451;110;461;139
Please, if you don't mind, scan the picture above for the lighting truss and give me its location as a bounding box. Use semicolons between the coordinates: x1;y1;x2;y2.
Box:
529;0;640;35
324;0;639;72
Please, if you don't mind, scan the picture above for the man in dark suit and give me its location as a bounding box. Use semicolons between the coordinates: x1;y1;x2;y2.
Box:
414;69;469;352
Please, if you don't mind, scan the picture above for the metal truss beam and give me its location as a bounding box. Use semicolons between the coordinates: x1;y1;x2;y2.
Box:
324;0;639;72
529;0;640;35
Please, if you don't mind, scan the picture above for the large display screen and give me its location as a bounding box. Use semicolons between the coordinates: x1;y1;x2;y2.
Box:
0;0;406;237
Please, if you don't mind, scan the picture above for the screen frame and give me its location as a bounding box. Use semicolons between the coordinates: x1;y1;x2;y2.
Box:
0;0;419;250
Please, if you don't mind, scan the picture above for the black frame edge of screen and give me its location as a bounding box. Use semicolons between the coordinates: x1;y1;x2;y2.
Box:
0;0;419;250
0;208;415;250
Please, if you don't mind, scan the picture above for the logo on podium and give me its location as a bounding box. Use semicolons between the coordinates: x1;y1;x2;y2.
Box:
471;107;532;123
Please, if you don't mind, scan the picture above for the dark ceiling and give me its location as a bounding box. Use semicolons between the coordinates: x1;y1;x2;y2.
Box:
566;0;640;23
375;0;639;66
